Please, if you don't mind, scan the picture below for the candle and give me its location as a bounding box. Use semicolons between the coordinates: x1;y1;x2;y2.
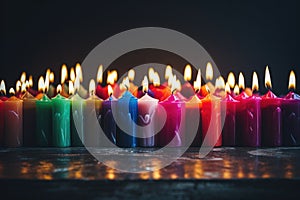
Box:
84;80;102;147
137;76;158;147
69;79;85;147
221;83;239;146
181;64;195;99
22;89;37;146
235;72;261;147
4;88;23;147
100;85;117;145
261;66;282;146
52;84;71;147
282;71;300;146
116;77;138;147
156;76;184;147
0;99;4;146
96;65;118;99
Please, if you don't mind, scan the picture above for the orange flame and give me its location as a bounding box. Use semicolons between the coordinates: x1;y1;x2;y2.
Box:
89;79;96;96
264;66;272;89
193;69;201;92
184;64;192;81
288;70;296;90
238;72;245;90
227;72;235;89
61;64;68;84
142;76;149;93
57;84;62;94
252;71;259;92
128;69;135;82
97;65;103;84
38;76;45;93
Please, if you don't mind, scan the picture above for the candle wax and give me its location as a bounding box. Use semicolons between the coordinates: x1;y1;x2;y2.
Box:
22;92;37;147
70;94;85;147
36;94;52;146
149;84;171;101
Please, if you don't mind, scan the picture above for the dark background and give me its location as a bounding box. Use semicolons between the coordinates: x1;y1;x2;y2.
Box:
1;0;299;95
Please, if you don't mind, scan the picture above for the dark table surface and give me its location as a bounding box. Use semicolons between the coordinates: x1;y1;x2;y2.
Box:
0;147;299;199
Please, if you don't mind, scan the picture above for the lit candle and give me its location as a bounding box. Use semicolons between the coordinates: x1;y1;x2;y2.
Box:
156;75;184;147
22;83;37;147
75;63;88;98
84;79;102;147
235;71;261;147
60;64;69;98
69;78;85;147
36;76;52;146
181;64;195;99
96;65;119;99
0;81;6;146
116;77;138;147
137;76;158;147
45;69;56;98
4;88;23;147
198;62;213;97
261;66;282;146
282;70;300;146
149;70;171;101
100;85;117;145
52;84;71;147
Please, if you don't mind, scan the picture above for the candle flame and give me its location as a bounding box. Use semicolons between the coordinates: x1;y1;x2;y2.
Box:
252;71;259;92
225;82;231;94
107;70;118;85
16;80;21;93
9;88;15;95
89;79;96;96
184;64;192;81
121;77;130;90
108;84;113;96
233;84;239;95
97;65;103;84
193;69;201;92
206;62;213;81
227;72;235;89
74;76;80;92
142;76;149;93
38;76;45;93
61;64;68;84
153;72;160;87
0;80;6;95
20;72;26;83
69;81;75;95
264;66;272;89
128;69;135;82
288;70;296;90
70;67;76;82
49;72;54;83
171;75;181;93
25;80;30;89
238;72;245;90
165;65;173;81
29;75;33;87
216;76;225;90
148;68;155;83
57;84;62;94
75;63;83;82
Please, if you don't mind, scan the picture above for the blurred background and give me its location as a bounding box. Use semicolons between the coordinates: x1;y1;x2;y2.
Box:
1;0;299;95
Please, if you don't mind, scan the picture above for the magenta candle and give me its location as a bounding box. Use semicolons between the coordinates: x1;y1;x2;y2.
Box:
221;94;239;146
261;90;282;146
282;92;300;146
236;92;261;147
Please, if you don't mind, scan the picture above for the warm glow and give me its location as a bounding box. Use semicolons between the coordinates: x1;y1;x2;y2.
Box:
264;66;272;89
225;82;231;93
25;80;30;89
49;72;54;83
70;67;76;82
97;65;103;84
142;76;149;93
108;84;113;96
193;69;201;92
9;88;15;95
252;71;259;92
171;75;181;93
29;75;33;87
89;79;96;96
184;64;192;81
148;68;155;82
216;76;225;90
153;72;160;87
57;84;62;94
121;77;130;90
38;76;45;93
238;72;245;90
0;80;6;95
165;65;173;80
74;76;80;92
227;72;235;89
20;72;26;83
16;81;21;93
288;70;296;90
107;70;118;85
75;63;83;82
206;62;213;81
61;64;68;84
69;81;75;95
128;69;135;81
233;84;239;95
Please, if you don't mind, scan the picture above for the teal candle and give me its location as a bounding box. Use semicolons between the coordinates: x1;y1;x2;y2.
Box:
52;93;71;147
36;94;52;146
70;93;85;146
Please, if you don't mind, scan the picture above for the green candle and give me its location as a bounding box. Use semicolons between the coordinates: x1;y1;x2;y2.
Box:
70;93;85;146
52;91;71;147
36;94;52;146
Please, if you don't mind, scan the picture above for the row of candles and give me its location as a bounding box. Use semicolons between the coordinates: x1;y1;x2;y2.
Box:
0;63;299;148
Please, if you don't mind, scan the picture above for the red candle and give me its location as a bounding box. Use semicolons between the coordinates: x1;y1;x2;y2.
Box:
282;71;300;146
